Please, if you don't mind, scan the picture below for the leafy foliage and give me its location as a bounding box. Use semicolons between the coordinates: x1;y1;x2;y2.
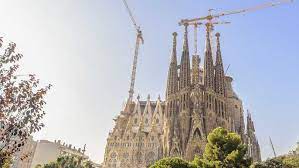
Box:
191;155;203;168
149;157;196;168
200;127;251;168
282;155;299;168
151;127;252;168
250;158;289;168
37;155;96;168
0;37;51;165
251;155;299;168
0;151;12;168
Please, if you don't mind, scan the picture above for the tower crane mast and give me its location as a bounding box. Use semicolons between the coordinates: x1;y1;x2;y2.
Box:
121;0;144;104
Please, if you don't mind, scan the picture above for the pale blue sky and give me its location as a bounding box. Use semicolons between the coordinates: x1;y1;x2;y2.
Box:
0;0;298;163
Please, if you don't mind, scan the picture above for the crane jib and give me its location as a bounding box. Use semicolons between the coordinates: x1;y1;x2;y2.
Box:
179;0;293;25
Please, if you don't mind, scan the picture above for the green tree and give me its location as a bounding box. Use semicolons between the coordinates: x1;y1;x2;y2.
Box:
37;155;96;168
150;157;196;168
200;127;251;168
0;151;12;168
250;155;299;168
150;127;252;168
282;155;299;168
250;158;292;168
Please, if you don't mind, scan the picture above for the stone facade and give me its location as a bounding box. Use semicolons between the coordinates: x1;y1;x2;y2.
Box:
102;25;261;168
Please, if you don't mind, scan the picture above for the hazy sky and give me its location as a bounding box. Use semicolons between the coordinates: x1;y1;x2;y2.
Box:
0;0;298;163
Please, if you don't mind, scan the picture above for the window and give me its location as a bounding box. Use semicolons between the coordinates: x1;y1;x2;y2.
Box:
215;100;218;113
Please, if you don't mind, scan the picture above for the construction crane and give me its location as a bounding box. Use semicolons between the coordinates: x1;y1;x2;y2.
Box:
179;15;229;59
179;0;292;69
180;22;203;58
193;23;199;56
179;0;293;27
179;0;292;45
121;0;144;104
192;22;202;56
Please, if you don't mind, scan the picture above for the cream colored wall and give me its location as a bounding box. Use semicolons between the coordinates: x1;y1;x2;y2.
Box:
12;136;37;168
30;140;60;168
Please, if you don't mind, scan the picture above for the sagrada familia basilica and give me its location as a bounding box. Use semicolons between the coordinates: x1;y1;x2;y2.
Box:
101;23;261;167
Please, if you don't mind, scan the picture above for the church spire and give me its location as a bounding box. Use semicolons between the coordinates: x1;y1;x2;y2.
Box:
203;23;214;90
214;33;226;96
166;32;179;98
179;24;191;89
246;110;261;162
246;110;255;133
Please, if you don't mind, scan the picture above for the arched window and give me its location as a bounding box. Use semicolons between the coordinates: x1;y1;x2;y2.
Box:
215;100;218;113
193;128;201;139
221;102;224;117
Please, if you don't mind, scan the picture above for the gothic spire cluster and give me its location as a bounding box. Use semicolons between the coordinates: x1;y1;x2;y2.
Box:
102;25;261;168
166;24;227;98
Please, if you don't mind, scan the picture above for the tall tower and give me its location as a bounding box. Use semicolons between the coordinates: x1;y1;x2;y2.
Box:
214;33;226;97
166;32;179;101
246;111;261;162
177;24;192;156
214;32;228;129
165;32;179;119
203;23;214;90
179;24;191;91
203;23;216;133
164;32;179;156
